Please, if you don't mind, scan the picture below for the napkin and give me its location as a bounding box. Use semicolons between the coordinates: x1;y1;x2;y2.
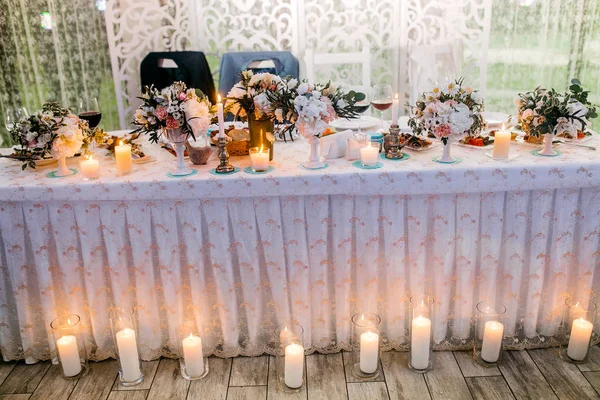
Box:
319;129;354;159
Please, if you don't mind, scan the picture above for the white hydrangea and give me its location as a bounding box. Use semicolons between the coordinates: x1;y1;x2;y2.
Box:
183;98;211;137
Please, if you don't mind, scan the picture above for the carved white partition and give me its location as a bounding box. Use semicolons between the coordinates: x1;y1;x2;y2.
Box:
105;0;492;128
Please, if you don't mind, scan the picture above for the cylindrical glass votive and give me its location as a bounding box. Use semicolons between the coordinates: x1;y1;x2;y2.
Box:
350;313;381;380
561;298;597;363
50;314;88;379
249;146;270;172
475;301;506;366
178;320;209;380
109;308;144;386
409;295;434;373
359;142;380;166
275;323;305;392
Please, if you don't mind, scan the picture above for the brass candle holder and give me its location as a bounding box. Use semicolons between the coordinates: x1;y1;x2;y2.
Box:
215;135;235;173
385;124;403;159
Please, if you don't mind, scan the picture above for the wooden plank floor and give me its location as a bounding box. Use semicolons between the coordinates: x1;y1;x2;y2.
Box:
1;345;599;400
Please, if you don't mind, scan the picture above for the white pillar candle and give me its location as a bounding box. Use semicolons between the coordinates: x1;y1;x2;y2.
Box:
284;343;304;388
217;95;225;139
567;318;593;361
492;124;511;159
411;316;431;370
80;155;100;179
115;141;132;173
250;146;269;172
182;334;205;378
391;93;399;125
360;144;379;166
359;330;379;374
56;335;81;377
115;328;142;382
481;321;504;363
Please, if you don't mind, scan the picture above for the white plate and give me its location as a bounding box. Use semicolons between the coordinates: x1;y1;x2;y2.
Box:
456;141;494;150
330;116;379;131
482;111;512;127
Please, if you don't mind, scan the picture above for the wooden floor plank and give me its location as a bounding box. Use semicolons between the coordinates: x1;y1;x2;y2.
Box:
0;395;32;399
498;351;556;400
226;386;266;400
106;391;148;400
424;352;472;400
187;357;231;400
347;382;389;400
583;372;600;396
266;356;306;400
113;361;159;391
68;360;118;400
146;359;189;400
229;356;268;387
579;346;600;372
465;376;515;400
453;351;501;377
29;364;77;400
0;362;50;395
306;353;347;400
380;351;430;400
342;351;384;383
528;348;599;400
0;364;16;387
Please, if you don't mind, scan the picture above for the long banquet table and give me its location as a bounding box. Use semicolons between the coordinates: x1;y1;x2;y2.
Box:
0;133;599;362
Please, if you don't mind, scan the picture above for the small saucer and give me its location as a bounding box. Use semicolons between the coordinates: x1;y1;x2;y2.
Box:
167;169;197;178
485;151;520;160
299;163;328;170
243;166;275;174
353;160;383;169
380;153;411;161
209;167;241;175
47;168;78;178
531;149;562;157
432;156;463;164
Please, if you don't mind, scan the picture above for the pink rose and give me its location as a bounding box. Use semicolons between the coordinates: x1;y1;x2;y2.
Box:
178;93;187;101
154;106;168;121
435;124;452;138
165;117;180;129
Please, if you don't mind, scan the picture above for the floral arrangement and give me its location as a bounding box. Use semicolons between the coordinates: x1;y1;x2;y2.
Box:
407;78;485;144
516;79;597;139
225;70;289;120
9;102;89;169
133;81;212;143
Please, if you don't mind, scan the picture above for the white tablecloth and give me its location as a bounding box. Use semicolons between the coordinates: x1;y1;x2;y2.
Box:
0;135;599;361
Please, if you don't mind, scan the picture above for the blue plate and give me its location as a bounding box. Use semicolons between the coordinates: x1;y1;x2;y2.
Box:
380;153;411;161
47;168;78;178
299;163;329;170
353;160;383;169
243;166;275;174
167;169;198;178
432;156;463;164
209;167;241;175
531;149;562;157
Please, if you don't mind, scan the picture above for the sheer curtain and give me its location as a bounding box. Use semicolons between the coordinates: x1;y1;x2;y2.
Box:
0;0;117;146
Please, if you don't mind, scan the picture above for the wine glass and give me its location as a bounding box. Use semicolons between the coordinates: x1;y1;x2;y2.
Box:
78;97;102;129
371;84;393;132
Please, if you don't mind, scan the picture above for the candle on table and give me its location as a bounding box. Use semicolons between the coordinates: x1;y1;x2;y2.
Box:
391;93;399;126
480;320;504;362
182;334;205;378
217;95;225;139
115;328;142;382
80;155;100;180
359;330;379;373
56;335;81;377
492;123;511;159
411;315;431;369
360;143;379;166
115;141;132;173
567;317;593;361
284;343;304;388
249;145;269;172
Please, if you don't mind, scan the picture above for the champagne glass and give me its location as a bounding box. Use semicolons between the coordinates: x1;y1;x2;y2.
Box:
371;84;393;132
78;98;102;129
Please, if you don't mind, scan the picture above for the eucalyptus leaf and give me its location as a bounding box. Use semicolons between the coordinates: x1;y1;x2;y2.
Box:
354;92;366;101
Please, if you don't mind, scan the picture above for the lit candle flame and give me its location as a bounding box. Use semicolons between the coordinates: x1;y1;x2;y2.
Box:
259;145;264;154
67;318;71;325
119;140;123;146
394;93;399;100
501;123;506;131
189;333;194;339
217;94;222;103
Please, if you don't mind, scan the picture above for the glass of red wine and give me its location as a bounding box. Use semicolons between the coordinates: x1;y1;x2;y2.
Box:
371;84;393;132
78;97;102;129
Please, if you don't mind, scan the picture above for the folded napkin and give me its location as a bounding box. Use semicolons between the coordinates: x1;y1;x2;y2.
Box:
319;129;354;159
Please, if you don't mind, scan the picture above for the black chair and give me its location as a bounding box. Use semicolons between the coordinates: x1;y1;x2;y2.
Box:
140;51;217;104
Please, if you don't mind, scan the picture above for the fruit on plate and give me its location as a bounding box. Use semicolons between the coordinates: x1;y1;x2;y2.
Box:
523;134;544;144
401;133;433;149
488;130;518;140
321;127;337;137
557;130;592;140
460;135;494;147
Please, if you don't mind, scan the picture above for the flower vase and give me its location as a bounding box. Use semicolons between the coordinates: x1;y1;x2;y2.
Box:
248;114;274;161
437;141;456;163
52;156;76;177
165;128;194;176
304;135;327;169
539;133;557;156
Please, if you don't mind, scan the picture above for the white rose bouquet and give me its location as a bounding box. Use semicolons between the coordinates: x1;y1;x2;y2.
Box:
225;70;289;121
10;102;88;170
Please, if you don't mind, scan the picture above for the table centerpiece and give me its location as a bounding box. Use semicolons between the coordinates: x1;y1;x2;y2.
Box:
408;78;484;164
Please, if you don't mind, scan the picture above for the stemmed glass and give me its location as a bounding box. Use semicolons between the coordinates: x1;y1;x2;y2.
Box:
370;84;393;132
5;107;28;130
78;97;102;152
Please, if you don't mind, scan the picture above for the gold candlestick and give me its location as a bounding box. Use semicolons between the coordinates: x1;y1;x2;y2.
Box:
215;136;235;173
385;124;403;159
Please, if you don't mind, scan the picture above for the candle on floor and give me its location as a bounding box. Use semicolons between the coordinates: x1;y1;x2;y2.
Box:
391;93;399;125
280;326;293;343
115;328;142;382
360;143;379;166
80;155;100;180
492;124;511;159
567;318;593;361
115;141;132;173
480;320;504;362
359;330;379;374
411;315;431;369
56;335;81;377
284;343;304;388
249;145;269;172
217;95;225;139
182;334;204;378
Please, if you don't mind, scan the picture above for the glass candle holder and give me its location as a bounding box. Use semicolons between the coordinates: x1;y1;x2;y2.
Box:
350;313;381;380
409;295;434;373
474;301;506;366
249;146;270;172
109;308;144;386
275;323;305;392
560;297;597;363
359;142;380;166
50;314;88;379
178;320;209;380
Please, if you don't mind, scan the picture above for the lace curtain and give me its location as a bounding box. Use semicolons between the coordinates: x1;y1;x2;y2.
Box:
0;0;117;146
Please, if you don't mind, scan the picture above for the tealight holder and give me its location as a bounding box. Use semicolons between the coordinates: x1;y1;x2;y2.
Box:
409;295;434;373
109;308;144;386
275;323;305;393
50;314;88;379
560;297;597;363
178;320;209;380
350;313;381;380
249;146;270;172
474;301;506;367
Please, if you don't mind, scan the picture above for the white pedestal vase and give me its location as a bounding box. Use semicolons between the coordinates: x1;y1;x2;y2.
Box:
539;133;558;156
435;141;456;163
50;156;77;177
165;128;193;176
303;135;327;170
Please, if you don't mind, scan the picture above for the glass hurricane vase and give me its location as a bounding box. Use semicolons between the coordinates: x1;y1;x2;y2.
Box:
50;314;88;379
165;128;193;176
474;301;506;367
178;320;209;380
275;323;305;392
350;313;381;380
248;114;274;161
109;308;144;386
560;297;597;363
409;295;434;373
